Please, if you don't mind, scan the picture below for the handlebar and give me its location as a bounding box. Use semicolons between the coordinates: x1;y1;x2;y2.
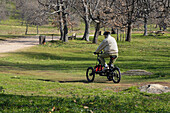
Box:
94;51;103;55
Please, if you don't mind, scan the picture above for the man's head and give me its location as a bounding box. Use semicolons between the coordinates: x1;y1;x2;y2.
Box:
103;31;110;38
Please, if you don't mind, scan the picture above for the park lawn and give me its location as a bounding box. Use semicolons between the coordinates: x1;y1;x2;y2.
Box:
0;34;170;112
0;19;90;41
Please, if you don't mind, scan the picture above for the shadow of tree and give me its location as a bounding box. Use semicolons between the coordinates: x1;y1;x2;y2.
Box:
0;35;25;39
0;51;169;77
13;52;96;61
0;52;95;71
0;94;63;112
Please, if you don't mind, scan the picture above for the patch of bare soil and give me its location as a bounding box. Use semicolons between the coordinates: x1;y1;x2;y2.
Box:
122;69;153;76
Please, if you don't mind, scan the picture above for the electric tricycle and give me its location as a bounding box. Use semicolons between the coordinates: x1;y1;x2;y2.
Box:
86;52;121;83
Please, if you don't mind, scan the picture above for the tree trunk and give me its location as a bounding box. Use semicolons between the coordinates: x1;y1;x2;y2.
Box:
123;30;125;41
143;17;148;36
63;25;68;42
81;3;90;42
126;23;132;42
117;29;119;41
25;23;28;35
63;14;68;42
159;26;162;30
37;25;39;34
59;21;64;40
82;19;90;41
120;30;122;41
59;0;64;41
124;27;126;41
93;22;100;44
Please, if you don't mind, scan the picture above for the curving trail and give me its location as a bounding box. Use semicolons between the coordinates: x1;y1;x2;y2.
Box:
0;36;58;53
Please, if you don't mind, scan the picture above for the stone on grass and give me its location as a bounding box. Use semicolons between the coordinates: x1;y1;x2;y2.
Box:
122;69;153;76
139;84;170;94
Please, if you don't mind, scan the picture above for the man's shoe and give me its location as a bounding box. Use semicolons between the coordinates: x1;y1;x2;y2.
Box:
102;67;109;72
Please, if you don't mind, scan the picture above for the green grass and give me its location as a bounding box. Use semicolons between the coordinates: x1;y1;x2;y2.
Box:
0;35;170;112
0;20;170;112
0;20;58;36
0;19;89;39
133;24;170;32
1;91;169;112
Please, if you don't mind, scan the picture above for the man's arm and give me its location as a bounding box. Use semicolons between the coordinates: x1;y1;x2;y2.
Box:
95;40;107;53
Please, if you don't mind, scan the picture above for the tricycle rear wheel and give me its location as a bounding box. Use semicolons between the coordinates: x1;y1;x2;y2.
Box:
112;67;121;83
107;75;113;81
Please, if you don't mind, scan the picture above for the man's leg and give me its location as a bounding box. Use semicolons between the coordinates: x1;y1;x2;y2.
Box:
99;53;110;67
110;54;118;67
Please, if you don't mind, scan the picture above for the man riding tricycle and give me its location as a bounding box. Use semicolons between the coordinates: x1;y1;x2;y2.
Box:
86;31;121;83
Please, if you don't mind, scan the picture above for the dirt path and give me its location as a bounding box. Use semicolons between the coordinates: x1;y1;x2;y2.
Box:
0;36;57;53
0;35;92;54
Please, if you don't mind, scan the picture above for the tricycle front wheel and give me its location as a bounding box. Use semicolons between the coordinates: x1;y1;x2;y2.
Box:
86;67;95;82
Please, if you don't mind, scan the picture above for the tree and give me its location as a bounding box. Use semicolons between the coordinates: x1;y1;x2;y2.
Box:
13;0;48;35
123;0;137;42
70;0;93;41
38;0;69;42
136;0;152;36
0;0;10;21
89;0;102;43
136;0;166;36
154;0;170;31
89;0;122;43
113;0;144;41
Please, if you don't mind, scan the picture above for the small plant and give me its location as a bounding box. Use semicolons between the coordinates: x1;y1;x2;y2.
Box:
0;86;5;93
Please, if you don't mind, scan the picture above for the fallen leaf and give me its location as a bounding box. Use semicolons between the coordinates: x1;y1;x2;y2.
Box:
84;106;89;109
90;110;93;113
51;107;55;111
89;102;94;105
74;100;77;103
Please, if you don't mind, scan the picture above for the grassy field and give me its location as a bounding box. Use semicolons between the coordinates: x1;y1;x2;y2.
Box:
0;20;170;112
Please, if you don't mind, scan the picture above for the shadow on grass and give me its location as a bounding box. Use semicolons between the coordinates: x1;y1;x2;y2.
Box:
0;60;90;71
13;52;96;61
0;92;169;112
0;51;169;77
59;80;88;83
0;52;95;71
58;80;109;84
0;94;61;112
10;75;110;84
132;34;170;39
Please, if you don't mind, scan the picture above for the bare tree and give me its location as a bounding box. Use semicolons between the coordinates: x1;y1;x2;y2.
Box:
67;13;81;32
89;0;102;43
70;0;93;41
13;0;48;35
38;0;69;42
135;0;168;35
89;0;128;43
89;0;122;43
155;0;170;31
123;0;138;42
113;0;143;41
0;0;10;21
136;0;153;36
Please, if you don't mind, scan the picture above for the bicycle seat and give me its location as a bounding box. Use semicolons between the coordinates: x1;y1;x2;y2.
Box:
110;55;117;60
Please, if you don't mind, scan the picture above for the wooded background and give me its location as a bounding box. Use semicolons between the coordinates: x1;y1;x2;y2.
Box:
0;0;169;42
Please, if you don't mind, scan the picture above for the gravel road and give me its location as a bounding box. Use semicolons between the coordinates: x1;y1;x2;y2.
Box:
0;36;56;53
